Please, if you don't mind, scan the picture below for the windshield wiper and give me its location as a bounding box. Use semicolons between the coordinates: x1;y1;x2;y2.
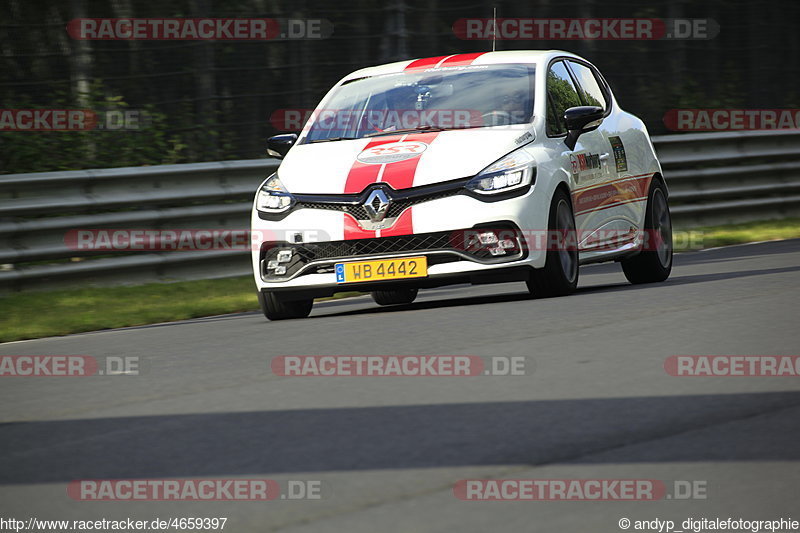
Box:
306;136;359;144
364;125;447;138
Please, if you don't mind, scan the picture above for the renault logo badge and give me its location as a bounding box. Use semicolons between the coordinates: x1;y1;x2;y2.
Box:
364;189;391;222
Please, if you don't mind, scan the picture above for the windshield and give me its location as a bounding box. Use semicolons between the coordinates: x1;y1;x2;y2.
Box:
301;64;535;143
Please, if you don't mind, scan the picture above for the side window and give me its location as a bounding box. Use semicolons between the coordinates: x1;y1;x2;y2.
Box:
568;61;608;111
546;61;582;136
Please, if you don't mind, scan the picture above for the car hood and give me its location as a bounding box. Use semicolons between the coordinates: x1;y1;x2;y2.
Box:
275;127;535;194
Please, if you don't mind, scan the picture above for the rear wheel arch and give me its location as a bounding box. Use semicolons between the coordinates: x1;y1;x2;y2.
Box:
621;178;672;284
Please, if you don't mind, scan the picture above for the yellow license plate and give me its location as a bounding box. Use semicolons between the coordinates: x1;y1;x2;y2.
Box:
335;256;427;284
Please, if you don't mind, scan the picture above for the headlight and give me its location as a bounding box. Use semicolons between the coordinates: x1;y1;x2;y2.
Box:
256;174;295;213
466;148;535;195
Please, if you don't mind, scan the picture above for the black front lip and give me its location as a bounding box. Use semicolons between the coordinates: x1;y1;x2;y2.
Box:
260;265;533;301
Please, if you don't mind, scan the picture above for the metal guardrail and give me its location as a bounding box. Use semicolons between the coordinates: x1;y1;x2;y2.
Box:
1;130;799;292
653;130;800;225
0;160;277;291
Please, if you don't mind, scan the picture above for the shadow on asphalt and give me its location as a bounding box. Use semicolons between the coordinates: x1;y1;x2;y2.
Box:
313;264;800;319
88;240;800;329
1;391;799;484
674;238;800;266
578;264;800;296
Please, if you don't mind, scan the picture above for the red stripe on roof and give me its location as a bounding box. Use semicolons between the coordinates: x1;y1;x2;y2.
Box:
439;52;486;66
404;55;450;70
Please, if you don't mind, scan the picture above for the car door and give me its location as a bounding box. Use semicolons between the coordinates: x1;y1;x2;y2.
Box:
545;60;613;249
566;59;638;250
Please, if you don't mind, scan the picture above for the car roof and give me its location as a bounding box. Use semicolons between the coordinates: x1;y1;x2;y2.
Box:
341;50;584;82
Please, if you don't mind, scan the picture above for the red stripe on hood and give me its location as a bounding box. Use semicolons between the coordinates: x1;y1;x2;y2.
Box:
379;131;440;190
342;132;440;240
343;136;405;194
343;212;378;239
379;208;413;238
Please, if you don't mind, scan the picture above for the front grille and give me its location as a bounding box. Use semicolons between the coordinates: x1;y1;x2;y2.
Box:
293;179;468;222
305;231;455;261
296;202;370;220
296;190;460;221
260;226;525;281
384;190;461;218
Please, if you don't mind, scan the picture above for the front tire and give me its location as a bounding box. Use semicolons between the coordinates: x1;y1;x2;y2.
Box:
621;179;673;284
258;291;313;320
527;188;579;298
371;288;418;306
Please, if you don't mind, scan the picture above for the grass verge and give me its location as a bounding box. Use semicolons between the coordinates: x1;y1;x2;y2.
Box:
2;218;799;342
676;217;800;249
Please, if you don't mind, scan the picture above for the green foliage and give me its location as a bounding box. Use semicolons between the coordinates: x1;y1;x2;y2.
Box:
546;70;583;135
1;1;795;173
0;81;199;173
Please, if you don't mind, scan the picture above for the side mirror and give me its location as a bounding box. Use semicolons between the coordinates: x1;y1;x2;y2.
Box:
267;133;298;159
564;106;604;150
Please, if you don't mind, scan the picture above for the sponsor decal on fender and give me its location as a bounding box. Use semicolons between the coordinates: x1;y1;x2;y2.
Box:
571;152;601;173
572;174;652;216
608;136;628;172
569;152;603;183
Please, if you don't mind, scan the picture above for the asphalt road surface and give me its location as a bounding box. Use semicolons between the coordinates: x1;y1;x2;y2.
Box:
2;239;799;532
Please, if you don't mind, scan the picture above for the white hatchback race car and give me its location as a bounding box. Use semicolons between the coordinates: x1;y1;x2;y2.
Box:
252;50;672;320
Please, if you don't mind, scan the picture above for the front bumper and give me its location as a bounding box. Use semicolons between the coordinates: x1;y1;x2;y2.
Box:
251;186;551;294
